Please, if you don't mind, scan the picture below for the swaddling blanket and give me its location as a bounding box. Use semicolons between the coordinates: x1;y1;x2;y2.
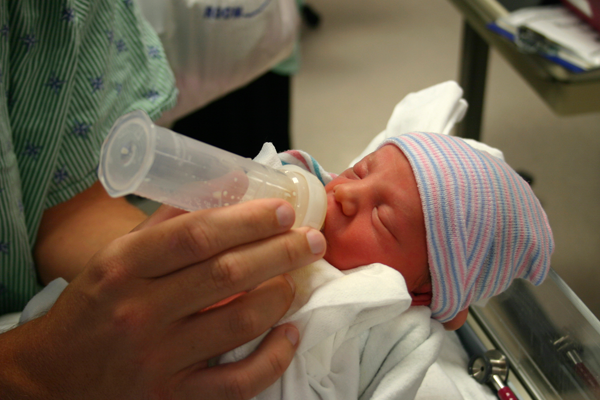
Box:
219;260;445;400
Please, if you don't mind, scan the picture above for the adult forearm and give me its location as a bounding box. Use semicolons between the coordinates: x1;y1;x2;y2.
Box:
34;181;147;284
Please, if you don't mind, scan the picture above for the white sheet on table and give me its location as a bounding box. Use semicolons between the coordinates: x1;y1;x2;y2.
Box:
416;331;497;400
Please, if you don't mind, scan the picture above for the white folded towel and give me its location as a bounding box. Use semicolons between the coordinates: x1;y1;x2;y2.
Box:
350;81;503;167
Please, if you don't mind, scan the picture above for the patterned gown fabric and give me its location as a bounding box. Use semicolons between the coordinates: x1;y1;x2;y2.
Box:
0;0;177;313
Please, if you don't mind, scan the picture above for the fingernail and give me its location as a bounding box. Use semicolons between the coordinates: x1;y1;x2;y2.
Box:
283;273;295;294
276;204;295;228
285;326;299;346
306;229;326;255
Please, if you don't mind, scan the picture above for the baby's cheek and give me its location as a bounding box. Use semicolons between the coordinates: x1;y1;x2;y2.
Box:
323;236;371;271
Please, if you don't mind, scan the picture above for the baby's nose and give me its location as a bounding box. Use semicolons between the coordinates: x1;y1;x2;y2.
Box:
334;184;360;216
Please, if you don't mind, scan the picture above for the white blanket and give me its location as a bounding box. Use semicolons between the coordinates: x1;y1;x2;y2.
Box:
220;260;445;400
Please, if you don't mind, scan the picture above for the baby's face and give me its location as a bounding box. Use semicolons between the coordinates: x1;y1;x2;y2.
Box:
322;145;431;301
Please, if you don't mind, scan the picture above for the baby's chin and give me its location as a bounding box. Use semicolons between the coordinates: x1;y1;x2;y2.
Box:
320;234;341;269
322;248;355;271
321;206;354;270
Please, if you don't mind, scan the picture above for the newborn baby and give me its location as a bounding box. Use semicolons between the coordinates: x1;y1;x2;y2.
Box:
223;131;554;400
292;132;553;327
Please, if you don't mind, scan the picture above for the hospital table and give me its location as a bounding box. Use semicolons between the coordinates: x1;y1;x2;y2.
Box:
448;0;600;140
457;269;600;400
443;6;600;394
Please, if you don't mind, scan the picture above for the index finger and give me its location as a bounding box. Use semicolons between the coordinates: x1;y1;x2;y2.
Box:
107;199;297;278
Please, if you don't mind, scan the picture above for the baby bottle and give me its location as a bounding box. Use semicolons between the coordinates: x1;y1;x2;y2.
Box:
98;110;327;229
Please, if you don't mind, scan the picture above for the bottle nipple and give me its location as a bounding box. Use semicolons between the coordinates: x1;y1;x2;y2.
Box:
278;165;327;230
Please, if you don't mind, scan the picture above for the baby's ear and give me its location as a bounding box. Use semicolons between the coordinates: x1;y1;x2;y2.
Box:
410;282;432;306
442;308;469;331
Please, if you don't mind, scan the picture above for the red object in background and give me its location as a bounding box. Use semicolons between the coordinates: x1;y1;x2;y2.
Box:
561;0;600;33
498;386;518;400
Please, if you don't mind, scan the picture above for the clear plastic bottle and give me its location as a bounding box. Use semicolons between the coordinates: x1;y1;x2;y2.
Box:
98;110;327;229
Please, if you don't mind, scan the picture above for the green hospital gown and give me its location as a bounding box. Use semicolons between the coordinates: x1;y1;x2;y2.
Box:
0;0;177;314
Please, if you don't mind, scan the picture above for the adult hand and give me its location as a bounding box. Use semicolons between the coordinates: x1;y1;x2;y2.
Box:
0;199;326;400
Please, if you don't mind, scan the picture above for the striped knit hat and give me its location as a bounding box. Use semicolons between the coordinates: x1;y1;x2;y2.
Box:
379;132;554;323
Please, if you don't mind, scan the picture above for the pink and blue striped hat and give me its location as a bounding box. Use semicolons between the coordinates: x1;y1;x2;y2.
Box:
380;132;554;323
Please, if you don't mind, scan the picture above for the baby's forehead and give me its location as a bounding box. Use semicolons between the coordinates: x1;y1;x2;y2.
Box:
372;145;419;190
368;143;410;167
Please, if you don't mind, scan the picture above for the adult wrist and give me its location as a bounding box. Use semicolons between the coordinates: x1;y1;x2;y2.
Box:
0;318;57;399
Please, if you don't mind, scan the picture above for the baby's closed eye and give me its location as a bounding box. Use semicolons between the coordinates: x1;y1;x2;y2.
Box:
372;207;389;233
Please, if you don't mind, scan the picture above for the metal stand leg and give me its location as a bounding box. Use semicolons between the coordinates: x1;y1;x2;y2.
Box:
456;22;490;141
